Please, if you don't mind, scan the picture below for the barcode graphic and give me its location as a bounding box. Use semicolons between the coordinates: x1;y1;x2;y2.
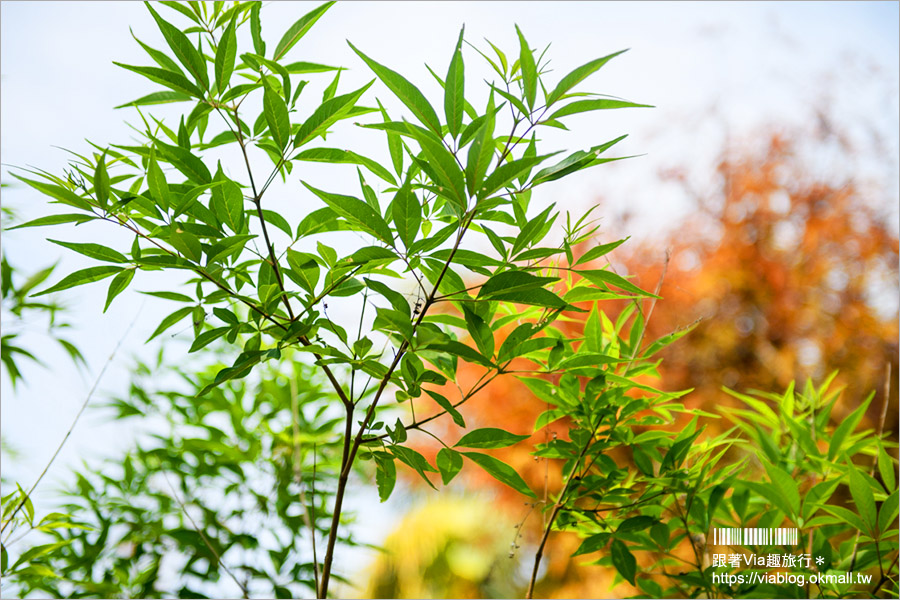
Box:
712;528;798;546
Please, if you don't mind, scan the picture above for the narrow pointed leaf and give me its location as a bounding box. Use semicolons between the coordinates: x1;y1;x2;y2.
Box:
104;268;135;312
114;63;204;98
293;81;373;148
437;448;463;485
455;428;529;449
273;1;334;60
348;41;442;135
215;18;238;92
461;452;536;498
32;266;123;297
515;25;537;110
48;239;127;263
145;3;209;90
547;50;628;105
302;181;393;244
549;98;653;120
444;26;465;138
263;85;290;149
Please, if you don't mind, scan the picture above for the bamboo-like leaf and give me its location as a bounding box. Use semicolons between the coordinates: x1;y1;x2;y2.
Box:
147;305;195;341
580;269;658;298
273;1;335;61
444;26;465;138
302;181;393;244
48;239;127;264
147;154;171;212
104;268;136;312
115;91;192;109
145;3;209;90
114;62;204;98
93;153;110;209
8;213;95;230
461;452;536;498
465;100;495;196
155;140;212;183
32;266;123;297
214;17;237;93
250;1;265;56
549;98;653;121
348;41;442;135
515;25;537;110
263;85;290;149
455;428;528;449
390;184;421;250
294;147;395;185
293;81;373;148
547;50;628;105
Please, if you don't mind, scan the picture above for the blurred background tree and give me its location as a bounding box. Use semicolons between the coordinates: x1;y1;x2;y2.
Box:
362;110;899;598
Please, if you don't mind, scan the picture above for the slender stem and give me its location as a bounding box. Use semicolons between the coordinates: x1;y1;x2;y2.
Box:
162;472;249;598
1;307;141;540
317;401;353;598
318;211;477;598
526;503;561;599
291;373;320;595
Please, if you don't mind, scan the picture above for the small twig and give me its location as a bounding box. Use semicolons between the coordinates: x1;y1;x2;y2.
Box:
290;373;320;596
1;304;142;541
162;472;249;598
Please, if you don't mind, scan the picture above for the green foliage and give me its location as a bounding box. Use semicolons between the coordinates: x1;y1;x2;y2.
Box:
553;373;898;598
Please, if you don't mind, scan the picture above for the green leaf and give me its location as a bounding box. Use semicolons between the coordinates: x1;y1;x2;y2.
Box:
580;269;658;298
147;154;171;212
617;515;657;533
48;239;128;263
549;98;652;121
573;533;610;556
515;25;537;110
576;237;629;266
848;465;877;533
146;3;209;90
348;41;442;135
390;184;421;250
302;181;393;244
455;428;529;449
404;122;467;209
263;84;291;149
294;147;396;185
498;323;536;361
610;539;637;585
390;445;437;489
8;213;95;230
10;174;93;211
32;266;123;297
427;340;493;368
115;91;192;108
828;392;873;460
879;445;896;492
113;62;204;98
424;389;465;427
273;1;334;61
93;153;110;209
478;270;557;298
465;102;496;196
374;453;396;502
547;50;628;105
147;305;195;341
155;140;212;184
210;177;245;234
463;307;494;358
215;17;238;93
531;135;627;184
444;26;465;138
104;268;135;312
461;452;536;498
189;327;229;352
478;153;557;200
437;448;463;485
293;80;374;148
250;1;265;56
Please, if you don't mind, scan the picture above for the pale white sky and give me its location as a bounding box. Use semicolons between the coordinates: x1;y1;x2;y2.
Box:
1;0;898;586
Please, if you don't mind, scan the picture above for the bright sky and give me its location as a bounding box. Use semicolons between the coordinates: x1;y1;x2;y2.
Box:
1;0;898;587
